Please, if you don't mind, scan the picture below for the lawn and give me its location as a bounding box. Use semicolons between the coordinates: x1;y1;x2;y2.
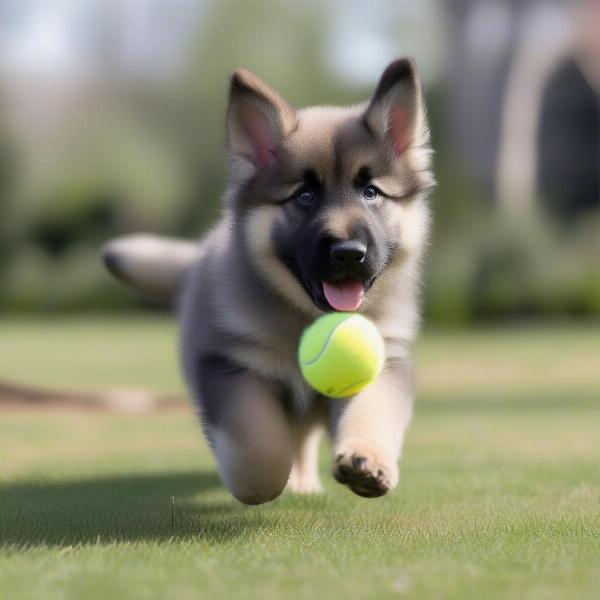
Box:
1;316;599;599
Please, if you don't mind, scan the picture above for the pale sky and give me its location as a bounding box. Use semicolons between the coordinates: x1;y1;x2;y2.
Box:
0;0;443;84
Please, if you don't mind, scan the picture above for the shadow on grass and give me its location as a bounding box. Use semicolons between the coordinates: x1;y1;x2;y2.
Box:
0;470;267;548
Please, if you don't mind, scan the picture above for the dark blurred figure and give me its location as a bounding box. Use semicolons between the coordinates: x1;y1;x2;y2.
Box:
538;58;600;222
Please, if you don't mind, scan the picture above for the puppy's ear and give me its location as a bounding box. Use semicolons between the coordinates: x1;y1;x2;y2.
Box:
364;58;428;157
227;68;297;174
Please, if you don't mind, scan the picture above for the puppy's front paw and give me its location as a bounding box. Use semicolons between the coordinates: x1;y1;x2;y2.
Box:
333;440;398;498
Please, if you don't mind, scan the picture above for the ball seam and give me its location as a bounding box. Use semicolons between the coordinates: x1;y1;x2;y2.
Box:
299;317;355;366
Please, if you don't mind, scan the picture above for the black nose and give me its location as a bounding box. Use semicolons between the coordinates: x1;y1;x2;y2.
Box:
330;240;367;266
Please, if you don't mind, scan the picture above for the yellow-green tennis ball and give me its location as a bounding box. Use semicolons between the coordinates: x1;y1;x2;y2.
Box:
298;313;385;398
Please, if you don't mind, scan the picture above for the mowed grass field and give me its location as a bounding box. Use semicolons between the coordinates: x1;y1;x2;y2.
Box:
1;316;599;599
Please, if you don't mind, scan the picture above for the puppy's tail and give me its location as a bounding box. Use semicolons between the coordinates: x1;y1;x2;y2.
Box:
102;234;200;301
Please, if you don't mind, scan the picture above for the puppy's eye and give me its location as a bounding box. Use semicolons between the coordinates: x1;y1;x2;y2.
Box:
363;185;379;201
295;189;316;207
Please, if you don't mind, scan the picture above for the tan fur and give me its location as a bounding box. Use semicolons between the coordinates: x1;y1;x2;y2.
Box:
288;417;324;494
244;206;320;317
288;432;323;494
104;59;435;502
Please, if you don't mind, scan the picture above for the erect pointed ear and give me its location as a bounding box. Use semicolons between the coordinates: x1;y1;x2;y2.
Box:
364;58;427;157
226;68;297;173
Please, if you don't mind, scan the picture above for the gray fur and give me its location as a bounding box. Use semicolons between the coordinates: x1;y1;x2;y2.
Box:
102;234;201;300
104;58;434;503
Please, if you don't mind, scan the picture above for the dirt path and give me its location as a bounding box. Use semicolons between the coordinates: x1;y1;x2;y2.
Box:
0;380;186;412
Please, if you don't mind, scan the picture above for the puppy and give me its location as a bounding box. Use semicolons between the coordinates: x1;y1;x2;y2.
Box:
103;58;434;503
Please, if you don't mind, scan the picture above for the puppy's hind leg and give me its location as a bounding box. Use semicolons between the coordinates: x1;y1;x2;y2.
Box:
197;356;293;505
288;422;323;495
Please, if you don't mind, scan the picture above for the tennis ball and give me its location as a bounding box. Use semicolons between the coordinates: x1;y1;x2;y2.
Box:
298;313;385;398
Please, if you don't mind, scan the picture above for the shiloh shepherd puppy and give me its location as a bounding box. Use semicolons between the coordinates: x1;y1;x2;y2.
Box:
103;58;434;503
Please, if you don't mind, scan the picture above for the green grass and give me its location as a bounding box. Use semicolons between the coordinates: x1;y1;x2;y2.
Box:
1;316;599;599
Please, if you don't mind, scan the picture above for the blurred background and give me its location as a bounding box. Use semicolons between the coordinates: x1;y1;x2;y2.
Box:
1;6;599;596
0;0;598;322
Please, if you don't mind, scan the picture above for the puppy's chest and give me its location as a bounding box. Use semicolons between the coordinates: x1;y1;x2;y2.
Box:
218;299;307;382
227;336;314;412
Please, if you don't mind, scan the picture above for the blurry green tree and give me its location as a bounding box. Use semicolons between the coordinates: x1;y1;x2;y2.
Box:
0;0;597;321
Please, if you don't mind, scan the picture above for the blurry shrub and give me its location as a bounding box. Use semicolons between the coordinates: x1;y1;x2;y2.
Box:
0;1;597;320
30;184;118;256
1;242;156;313
424;107;599;324
425;209;600;325
472;214;599;317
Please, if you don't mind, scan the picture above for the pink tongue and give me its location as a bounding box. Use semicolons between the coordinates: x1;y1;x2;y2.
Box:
322;279;364;311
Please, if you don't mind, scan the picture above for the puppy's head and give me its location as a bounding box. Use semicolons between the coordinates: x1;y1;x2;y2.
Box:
226;59;434;315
